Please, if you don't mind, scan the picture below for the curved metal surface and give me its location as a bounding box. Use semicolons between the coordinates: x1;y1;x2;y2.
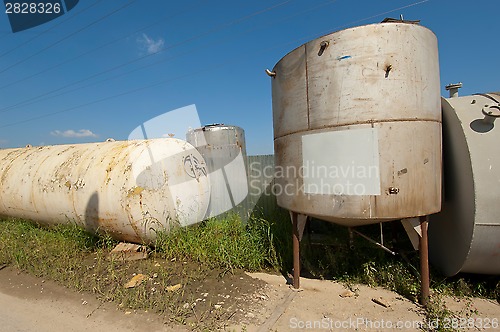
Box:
429;94;500;275
0;138;210;243
271;22;442;225
186;125;248;218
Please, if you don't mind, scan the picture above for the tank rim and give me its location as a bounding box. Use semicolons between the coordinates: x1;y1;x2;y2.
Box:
272;21;437;71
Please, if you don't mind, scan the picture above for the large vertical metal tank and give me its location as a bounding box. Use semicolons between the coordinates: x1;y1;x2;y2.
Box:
0;138;210;243
186;124;248;218
429;92;500;275
271;22;442;225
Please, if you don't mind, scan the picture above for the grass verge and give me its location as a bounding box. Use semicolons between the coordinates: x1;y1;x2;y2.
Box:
0;214;498;331
0;215;287;330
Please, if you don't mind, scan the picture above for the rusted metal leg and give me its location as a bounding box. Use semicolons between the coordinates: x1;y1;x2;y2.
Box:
292;212;300;289
290;212;307;289
391;220;399;249
348;227;354;250
419;216;430;306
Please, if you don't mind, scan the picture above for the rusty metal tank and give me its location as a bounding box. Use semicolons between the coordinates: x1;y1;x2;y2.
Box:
0;138;210;243
186;124;248;218
429;92;500;275
271;22;442;226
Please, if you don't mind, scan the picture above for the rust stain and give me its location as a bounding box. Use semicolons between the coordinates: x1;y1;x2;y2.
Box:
397;168;408;176
127;186;144;198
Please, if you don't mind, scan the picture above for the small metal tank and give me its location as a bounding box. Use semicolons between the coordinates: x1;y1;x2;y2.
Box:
0;138;210;243
271;22;442;226
186;124;248;218
429;92;500;275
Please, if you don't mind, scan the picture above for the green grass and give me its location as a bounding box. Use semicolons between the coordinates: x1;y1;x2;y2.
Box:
424;292;482;332
298;223;421;302
297;221;500;303
0;219;101;277
0;217;259;329
153;213;284;271
0;214;498;331
0;214;294;330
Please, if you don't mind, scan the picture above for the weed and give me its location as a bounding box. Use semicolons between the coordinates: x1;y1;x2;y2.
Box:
425;294;457;332
153;213;286;271
424;292;481;332
0;215;498;331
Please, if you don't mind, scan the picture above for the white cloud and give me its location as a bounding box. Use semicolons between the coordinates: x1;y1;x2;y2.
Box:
137;33;164;54
51;129;97;138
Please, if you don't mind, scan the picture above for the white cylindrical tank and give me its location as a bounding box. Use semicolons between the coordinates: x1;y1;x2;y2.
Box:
186;124;248;218
0;138;210;243
429;93;500;275
271;22;442;226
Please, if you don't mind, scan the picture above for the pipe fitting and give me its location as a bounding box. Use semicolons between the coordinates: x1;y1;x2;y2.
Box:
265;69;276;77
482;105;500;125
445;82;462;98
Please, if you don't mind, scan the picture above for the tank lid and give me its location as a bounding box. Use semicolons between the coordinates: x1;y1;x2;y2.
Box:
198;124;244;132
381;17;420;25
187;124;244;135
202;123;225;130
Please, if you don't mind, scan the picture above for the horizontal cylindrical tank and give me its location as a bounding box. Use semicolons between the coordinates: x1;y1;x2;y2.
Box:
429;93;500;275
186;124;248;218
271;22;442;226
0;138;210;243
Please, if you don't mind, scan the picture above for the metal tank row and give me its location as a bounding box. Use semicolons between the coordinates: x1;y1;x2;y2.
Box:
267;19;499;303
0;17;498;307
0;125;248;243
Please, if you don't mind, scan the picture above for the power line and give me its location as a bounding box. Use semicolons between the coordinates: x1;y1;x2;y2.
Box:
0;0;431;128
0;0;341;113
0;0;293;113
0;0;208;90
327;0;431;33
0;0;138;75
0;0;104;59
0;37;305;130
0;0;338;110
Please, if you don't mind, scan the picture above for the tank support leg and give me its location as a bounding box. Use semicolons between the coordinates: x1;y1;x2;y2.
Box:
419;216;430;306
291;212;307;289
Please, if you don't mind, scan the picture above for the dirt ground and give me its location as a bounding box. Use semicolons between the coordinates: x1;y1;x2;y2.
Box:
238;273;500;331
0;266;498;332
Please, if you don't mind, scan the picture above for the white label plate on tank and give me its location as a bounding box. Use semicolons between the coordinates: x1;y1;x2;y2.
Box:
301;128;381;195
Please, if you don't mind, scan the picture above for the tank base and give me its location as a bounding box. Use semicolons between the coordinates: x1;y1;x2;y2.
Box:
288;212;431;306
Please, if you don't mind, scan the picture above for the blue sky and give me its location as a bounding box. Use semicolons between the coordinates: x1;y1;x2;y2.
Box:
0;0;498;154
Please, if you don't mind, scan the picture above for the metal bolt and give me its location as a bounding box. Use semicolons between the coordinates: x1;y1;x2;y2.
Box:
388;187;399;195
318;41;329;56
